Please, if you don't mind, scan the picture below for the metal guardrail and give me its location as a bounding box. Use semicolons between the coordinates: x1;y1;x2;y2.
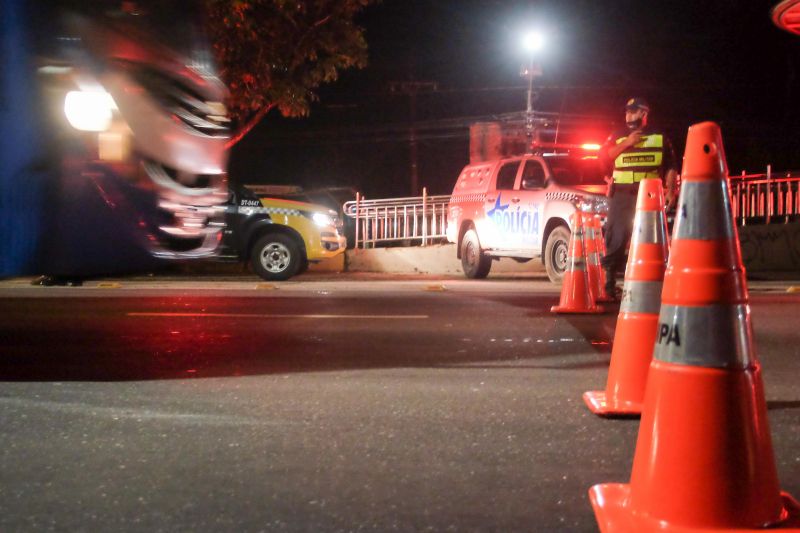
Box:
343;188;451;248
730;167;800;224
342;167;800;249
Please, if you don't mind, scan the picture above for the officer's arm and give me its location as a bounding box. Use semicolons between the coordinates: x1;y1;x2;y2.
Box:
663;136;679;208
605;132;640;161
605;142;627;161
598;136;616;196
665;169;678;208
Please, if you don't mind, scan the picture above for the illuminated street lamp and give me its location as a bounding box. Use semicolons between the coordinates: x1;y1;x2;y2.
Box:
520;30;545;146
522;30;545;53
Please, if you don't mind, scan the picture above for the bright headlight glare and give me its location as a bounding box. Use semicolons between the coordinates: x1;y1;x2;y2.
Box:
577;197;609;214
312;212;334;227
64;90;116;132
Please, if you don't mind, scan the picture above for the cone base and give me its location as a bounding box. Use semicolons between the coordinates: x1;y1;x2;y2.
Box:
589;483;800;533
550;304;604;314
582;390;642;418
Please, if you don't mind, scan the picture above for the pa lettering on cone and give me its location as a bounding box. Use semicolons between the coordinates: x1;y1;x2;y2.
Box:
589;122;800;531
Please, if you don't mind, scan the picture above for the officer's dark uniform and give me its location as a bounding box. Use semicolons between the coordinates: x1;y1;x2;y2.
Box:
600;125;677;296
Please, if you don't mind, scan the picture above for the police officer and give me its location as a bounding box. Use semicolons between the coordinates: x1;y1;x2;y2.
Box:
600;98;678;298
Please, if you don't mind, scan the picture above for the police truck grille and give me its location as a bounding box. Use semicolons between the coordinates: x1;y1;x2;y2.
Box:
139;159;227;255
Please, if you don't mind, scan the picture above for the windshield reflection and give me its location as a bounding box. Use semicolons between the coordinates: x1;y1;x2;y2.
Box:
546;157;606;187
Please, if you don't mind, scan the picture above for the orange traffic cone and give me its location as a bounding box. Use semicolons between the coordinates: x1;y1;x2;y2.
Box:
593;214;610;296
551;211;603;314
583;178;669;416
584;212;613;303
589;122;800;531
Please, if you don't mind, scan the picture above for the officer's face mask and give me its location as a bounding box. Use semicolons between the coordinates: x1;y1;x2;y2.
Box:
625;109;645;130
626;118;642;130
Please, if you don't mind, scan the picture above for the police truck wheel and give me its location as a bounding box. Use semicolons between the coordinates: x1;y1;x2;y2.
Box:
545;226;570;284
250;233;301;281
460;229;491;279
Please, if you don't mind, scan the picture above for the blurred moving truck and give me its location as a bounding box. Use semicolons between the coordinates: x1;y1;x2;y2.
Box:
1;0;228;279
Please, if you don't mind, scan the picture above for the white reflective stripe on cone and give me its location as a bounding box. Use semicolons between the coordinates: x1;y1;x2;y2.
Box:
631;211;668;246
620;280;663;314
569;258;587;271
653;303;755;369
673;180;735;241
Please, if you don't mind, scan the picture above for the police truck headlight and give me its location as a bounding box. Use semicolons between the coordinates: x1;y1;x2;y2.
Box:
311;212;334;227
577;197;609;214
594;197;609;214
577;199;594;213
64;90;117;132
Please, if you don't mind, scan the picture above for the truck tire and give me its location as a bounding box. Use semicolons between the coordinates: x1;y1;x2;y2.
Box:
296;257;309;274
544;225;570;284
250;233;302;281
460;229;491;279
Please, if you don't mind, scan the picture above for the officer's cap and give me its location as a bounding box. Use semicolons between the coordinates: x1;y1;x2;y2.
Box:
625;97;650;112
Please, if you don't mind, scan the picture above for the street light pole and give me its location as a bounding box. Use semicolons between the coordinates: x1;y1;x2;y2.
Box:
388;80;438;196
521;31;544;151
526;58;534;143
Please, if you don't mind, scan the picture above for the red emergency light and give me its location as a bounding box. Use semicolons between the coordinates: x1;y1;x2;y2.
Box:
773;0;800;35
533;141;602;152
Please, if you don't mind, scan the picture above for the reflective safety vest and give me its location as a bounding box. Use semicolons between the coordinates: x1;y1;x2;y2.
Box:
612;133;664;184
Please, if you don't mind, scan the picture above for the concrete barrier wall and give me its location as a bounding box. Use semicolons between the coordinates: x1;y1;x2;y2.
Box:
346;245;462;275
740;222;800;272
307;225;800;276
310;244;544;275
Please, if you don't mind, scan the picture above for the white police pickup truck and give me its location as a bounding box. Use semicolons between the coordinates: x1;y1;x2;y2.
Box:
446;151;608;283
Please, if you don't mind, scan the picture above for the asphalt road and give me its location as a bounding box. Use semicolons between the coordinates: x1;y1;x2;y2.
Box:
1;275;799;532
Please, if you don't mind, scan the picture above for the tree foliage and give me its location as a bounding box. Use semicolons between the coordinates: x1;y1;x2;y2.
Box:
205;0;377;141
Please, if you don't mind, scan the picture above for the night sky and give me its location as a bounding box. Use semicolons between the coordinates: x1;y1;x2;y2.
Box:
228;0;800;198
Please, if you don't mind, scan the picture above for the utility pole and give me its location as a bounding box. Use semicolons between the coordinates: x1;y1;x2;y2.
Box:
389;80;438;196
520;60;542;150
520;30;545;151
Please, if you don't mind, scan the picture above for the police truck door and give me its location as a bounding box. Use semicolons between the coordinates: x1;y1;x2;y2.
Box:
481;159;521;250
504;157;546;255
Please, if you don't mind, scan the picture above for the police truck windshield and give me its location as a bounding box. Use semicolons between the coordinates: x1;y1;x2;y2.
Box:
546;157;606;187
